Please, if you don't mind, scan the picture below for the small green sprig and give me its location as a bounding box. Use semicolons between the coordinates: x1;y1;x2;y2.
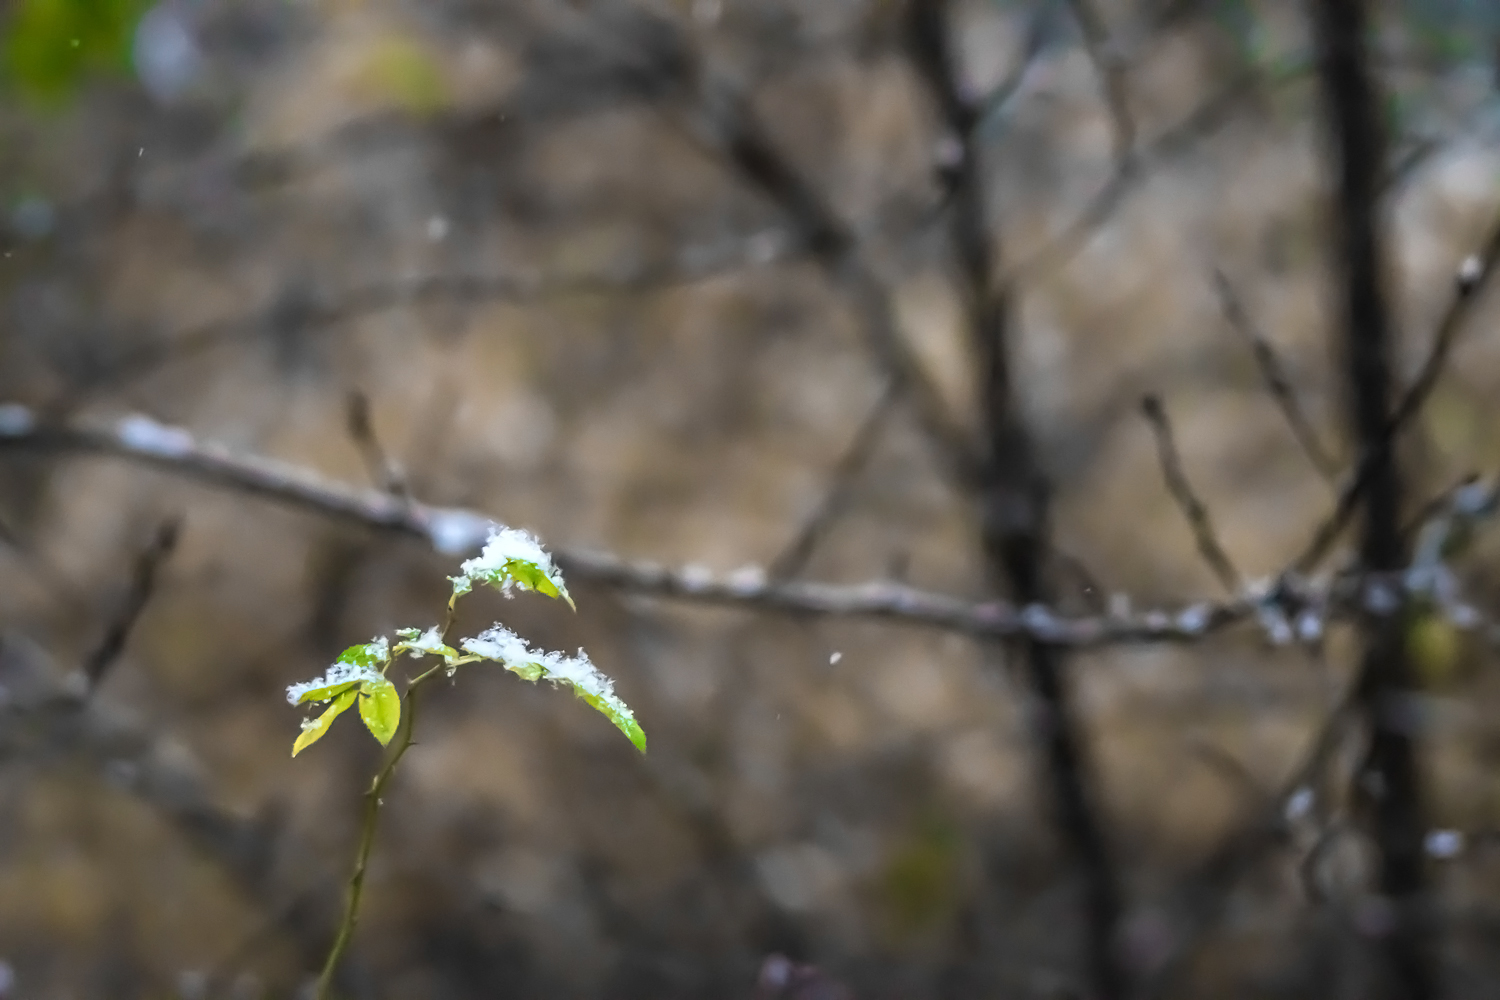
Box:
287;525;643;757
287;524;643;1000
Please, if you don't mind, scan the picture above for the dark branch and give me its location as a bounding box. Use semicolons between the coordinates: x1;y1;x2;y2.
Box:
1213;270;1340;483
908;2;1126;996
345;391;410;500
767;383;896;580
82;517;181;691
1291;198;1500;576
1063;0;1136;167
1141;394;1241;593
1311;0;1431;995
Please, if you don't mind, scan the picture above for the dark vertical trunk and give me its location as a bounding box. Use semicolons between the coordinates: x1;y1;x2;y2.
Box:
1308;1;1432;996
906;3;1124;996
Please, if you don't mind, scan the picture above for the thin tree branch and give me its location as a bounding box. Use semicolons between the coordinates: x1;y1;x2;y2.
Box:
82;517;181;691
1063;0;1136;168
4;405;1493;652
1290;192;1500;577
1213;269;1340;483
766;383;896;580
0;402;1263;646
1006;55;1312;285
49;245;799;413
1141;394;1241;593
650;20;980;486
345;391;410;500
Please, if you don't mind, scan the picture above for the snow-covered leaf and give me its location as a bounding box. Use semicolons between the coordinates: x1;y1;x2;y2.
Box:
460;625;643;753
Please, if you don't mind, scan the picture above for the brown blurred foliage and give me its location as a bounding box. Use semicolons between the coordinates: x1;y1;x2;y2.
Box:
3;0;1500;998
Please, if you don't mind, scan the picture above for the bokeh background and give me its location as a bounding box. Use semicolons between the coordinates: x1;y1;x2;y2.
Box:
3;0;1500;997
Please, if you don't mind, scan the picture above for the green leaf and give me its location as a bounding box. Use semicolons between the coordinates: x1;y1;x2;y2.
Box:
358;677;401;746
337;641;390;670
291;678;362;706
578;689;647;753
3;0;151;104
292;688;358;757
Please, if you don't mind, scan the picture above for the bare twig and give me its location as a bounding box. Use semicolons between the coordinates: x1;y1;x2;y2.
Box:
1141;394;1241;593
1311;0;1431;995
1291;208;1500;576
50;247;798;412
1213;270;1340;482
82;517;181;691
1063;0;1136;167
345;391;409;499
645;15;979;486
766;383;896;580
1007;56;1312;285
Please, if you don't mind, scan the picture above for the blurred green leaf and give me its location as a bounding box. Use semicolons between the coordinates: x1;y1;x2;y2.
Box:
293;688;358;757
354;34;448;117
358;677;401;746
3;0;151;103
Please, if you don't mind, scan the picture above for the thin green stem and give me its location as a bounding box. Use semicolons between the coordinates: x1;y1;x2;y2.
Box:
314;603;459;999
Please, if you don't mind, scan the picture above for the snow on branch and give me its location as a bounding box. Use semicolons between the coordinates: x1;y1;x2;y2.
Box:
0;403;1491;650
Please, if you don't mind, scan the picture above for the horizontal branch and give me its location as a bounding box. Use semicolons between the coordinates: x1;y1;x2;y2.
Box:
0;402;1267;647
1;404;1487;650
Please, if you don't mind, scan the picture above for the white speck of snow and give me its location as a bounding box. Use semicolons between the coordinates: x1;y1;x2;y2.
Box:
426;215;450;242
1425;829;1464;859
1295;610;1324;644
1284;787;1314;823
427;509;495;556
727;564;766;591
117;413;195;458
829;651;842;665
0;403;34;436
1364;579;1400;615
680;563;713;588
1458;254;1483;288
1175;603;1210;634
1447;604;1482;630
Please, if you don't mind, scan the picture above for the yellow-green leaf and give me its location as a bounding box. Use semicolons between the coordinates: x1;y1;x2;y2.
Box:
291;678;362;706
359;678;401;746
578;690;646;754
292;689;358;757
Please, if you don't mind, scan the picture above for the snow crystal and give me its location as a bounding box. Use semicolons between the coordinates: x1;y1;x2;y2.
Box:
1284;787;1314;823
